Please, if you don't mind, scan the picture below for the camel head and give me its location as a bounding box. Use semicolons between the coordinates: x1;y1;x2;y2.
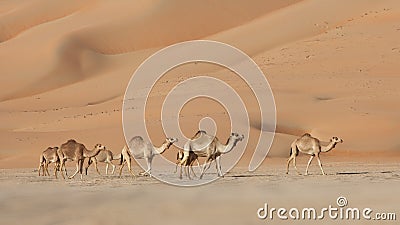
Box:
94;144;106;151
331;137;343;143
229;132;244;144
165;137;178;148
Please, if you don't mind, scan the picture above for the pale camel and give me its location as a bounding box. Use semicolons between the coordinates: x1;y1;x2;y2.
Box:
119;136;178;177
286;133;343;175
57;139;105;179
179;130;244;179
175;149;200;179
38;147;60;178
85;150;121;175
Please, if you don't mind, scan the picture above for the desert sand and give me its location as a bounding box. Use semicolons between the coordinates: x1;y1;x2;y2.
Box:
0;0;399;224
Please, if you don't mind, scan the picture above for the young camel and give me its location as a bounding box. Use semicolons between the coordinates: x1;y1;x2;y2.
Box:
179;130;244;179
286;133;343;175
38;147;60;178
119;136;178;178
175;149;200;179
57;139;105;179
85;150;121;175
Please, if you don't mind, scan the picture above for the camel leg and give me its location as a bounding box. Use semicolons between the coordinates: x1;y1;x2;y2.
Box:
105;161;115;175
316;154;326;175
178;154;189;176
144;157;153;177
69;161;80;179
286;157;292;174
61;161;68;178
45;162;50;176
190;165;197;178
178;162;186;179
42;163;47;176
62;161;68;177
183;165;187;177
204;160;212;172
292;156;301;175
92;159;100;175
59;159;68;178
110;162;116;175
286;155;294;174
79;160;84;179
85;158;92;176
54;163;58;179
179;164;183;179
199;159;212;179
140;157;151;176
216;156;223;177
305;155;315;175
119;161;126;177
84;158;91;175
126;157;136;178
174;161;179;173
191;158;200;177
185;165;191;180
59;160;65;179
190;159;199;178
38;163;43;176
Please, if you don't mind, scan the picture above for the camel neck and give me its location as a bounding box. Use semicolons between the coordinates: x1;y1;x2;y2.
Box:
222;138;237;154
154;142;170;155
84;147;101;158
321;141;337;152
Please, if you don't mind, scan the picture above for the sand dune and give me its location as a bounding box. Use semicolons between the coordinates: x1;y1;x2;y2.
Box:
0;0;399;170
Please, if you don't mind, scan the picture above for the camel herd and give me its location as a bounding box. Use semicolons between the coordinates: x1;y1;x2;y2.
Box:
38;131;342;180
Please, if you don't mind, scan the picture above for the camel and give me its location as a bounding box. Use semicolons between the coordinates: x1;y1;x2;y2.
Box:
57;139;105;179
286;133;343;175
175;149;200;179
179;130;244;179
38;147;60;178
85;150;121;175
119;136;178;177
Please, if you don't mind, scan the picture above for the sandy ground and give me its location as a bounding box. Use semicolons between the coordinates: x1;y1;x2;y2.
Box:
1;0;400;224
1;156;399;225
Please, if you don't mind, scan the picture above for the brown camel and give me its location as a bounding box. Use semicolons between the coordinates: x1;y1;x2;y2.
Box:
85;150;121;175
179;130;244;179
175;150;200;179
38;147;60;178
57;139;105;179
286;133;343;175
119;136;178;177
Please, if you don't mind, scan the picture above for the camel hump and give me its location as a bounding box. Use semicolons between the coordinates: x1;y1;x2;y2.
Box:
129;136;144;143
192;130;206;139
67;139;77;143
128;136;145;147
44;146;55;153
